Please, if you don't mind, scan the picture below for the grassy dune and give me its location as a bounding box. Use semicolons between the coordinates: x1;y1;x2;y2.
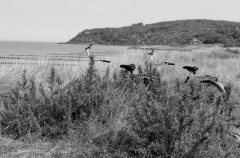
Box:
2;46;240;90
0;46;240;157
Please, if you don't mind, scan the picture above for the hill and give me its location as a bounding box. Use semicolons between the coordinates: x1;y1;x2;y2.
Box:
66;19;240;47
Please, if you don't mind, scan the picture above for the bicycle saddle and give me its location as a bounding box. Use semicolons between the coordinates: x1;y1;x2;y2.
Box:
183;66;199;74
120;64;136;74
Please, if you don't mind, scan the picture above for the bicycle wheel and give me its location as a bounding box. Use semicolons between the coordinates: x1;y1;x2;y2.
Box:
185;76;226;105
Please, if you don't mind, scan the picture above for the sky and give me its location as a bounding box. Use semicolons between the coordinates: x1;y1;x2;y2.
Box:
0;0;240;43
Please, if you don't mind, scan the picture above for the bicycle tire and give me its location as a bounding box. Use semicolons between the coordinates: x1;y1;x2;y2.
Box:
200;79;226;95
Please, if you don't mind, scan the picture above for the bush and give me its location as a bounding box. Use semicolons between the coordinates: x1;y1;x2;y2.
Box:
0;56;104;139
91;77;238;157
0;67;69;139
0;55;239;157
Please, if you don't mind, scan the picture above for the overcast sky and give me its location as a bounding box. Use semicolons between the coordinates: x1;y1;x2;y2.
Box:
1;0;240;42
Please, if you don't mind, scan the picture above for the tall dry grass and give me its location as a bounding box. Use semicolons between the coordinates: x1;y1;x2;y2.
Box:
1;47;240;105
0;46;240;157
1;47;240;104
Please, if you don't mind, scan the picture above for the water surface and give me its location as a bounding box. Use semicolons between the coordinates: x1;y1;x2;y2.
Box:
0;41;128;55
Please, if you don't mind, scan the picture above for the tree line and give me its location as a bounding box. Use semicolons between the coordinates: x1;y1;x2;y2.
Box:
67;19;240;47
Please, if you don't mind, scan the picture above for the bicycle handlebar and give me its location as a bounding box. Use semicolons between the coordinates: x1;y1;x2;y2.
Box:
150;54;175;66
165;61;175;65
100;58;111;63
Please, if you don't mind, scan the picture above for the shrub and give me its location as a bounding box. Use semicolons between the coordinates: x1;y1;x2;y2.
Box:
0;56;104;139
92;79;238;157
0;66;71;139
0;55;239;157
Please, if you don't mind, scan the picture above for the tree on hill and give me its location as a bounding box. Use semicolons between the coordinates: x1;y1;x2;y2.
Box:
66;19;240;47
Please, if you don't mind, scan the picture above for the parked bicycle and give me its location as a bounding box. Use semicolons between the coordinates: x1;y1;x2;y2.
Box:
83;46;226;97
119;51;175;91
147;49;227;97
183;65;226;96
148;49;226;96
71;42;111;64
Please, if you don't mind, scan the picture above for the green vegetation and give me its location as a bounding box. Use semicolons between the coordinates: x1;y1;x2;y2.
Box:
1;55;240;157
67;19;240;47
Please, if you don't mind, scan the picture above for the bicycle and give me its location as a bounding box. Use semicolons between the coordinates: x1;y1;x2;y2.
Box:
82;43;111;63
147;49;175;67
62;42;111;64
119;63;154;91
146;49;227;102
148;49;226;96
119;51;175;91
183;65;226;96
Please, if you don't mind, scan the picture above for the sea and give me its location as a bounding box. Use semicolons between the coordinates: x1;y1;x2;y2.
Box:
0;41;128;56
0;41;129;65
